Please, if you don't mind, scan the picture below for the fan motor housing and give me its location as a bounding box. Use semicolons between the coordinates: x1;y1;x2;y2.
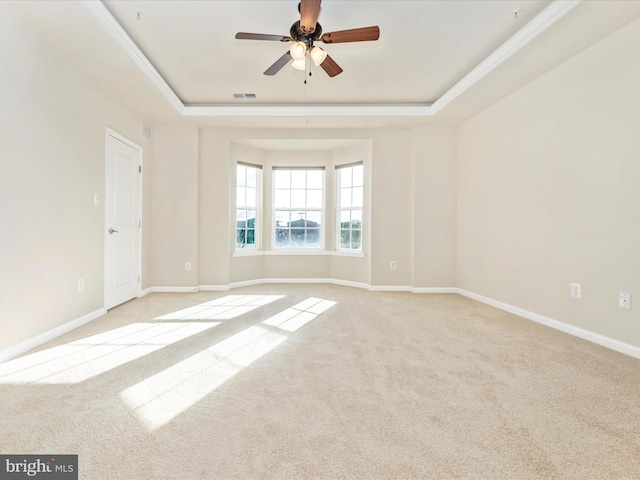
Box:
290;20;322;44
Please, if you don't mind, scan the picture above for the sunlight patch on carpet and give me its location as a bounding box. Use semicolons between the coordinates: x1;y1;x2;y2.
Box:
154;294;285;321
263;297;336;332
120;326;287;431
0;322;219;385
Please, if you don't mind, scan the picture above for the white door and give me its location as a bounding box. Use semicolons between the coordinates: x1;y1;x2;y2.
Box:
105;130;142;310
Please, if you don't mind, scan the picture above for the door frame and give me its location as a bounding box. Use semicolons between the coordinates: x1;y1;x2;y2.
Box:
104;127;143;309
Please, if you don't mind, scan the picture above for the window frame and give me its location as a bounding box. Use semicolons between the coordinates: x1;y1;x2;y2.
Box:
235;162;261;251
336;162;364;252
271;167;326;250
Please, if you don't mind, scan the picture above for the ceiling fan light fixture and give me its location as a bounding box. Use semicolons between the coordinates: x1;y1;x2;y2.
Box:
291;58;306;71
236;0;381;78
310;46;327;66
289;41;307;60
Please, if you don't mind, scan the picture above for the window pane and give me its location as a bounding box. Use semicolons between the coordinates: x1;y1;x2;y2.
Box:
352;165;364;186
275;228;289;247
340;187;352;208
236;209;247;228
291;189;306;208
246;229;256;246
292;170;306;187
291;228;305;246
274;170;290;189
246;210;256;229
340;229;351;249
352;186;363;207
237;165;246;186
236;229;246;248
351;209;362;228
352;229;361;248
291;211;305;226
340;167;352;187
236;187;246;207
246;187;257;207
274;189;290;208
307;170;323;189
246;167;257;188
307;189;322;208
306;228;321;247
275;210;290;228
340;210;351;227
306;210;321;226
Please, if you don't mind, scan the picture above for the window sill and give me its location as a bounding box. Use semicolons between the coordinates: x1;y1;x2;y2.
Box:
232;250;365;258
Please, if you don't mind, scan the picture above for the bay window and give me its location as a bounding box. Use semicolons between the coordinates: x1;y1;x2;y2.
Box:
234;159;364;254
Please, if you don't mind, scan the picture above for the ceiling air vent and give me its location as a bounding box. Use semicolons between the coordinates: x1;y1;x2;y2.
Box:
233;93;257;100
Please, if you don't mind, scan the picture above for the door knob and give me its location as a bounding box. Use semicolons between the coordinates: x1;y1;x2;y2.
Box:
108;228;119;234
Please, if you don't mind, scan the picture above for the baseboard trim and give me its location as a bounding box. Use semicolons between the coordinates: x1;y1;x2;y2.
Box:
155;279;454;293
198;285;231;292
192;279;416;292
139;287;153;297
411;287;458;294
0;308;106;364
226;277;372;290
457;289;640;360
369;285;411;292
329;279;371;290
149;286;200;293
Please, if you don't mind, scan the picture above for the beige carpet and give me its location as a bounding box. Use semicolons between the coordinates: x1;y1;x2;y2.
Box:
1;284;639;479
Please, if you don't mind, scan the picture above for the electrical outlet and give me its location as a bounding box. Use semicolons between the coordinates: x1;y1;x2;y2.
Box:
185;262;192;271
390;261;397;270
570;283;581;298
77;279;85;292
619;292;631;310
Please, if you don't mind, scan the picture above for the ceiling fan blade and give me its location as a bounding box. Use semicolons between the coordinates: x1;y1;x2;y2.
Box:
264;51;292;76
320;54;343;77
321;26;380;44
236;32;292;42
299;0;322;34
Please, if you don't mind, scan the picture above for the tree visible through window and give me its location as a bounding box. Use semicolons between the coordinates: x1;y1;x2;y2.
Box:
236;164;259;249
273;168;324;248
337;163;363;250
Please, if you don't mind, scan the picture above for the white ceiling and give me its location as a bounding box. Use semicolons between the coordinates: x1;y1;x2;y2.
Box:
103;0;551;105
7;1;640;128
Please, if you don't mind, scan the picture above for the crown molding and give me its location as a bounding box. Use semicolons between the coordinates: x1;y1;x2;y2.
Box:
81;0;582;118
430;0;582;115
80;0;185;114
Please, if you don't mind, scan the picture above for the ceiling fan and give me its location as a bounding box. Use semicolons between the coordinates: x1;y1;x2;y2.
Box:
235;0;380;78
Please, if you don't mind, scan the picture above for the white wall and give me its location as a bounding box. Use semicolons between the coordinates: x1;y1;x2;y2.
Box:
0;7;153;356
457;17;640;347
151;126;198;287
198;129;232;286
412;127;457;288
